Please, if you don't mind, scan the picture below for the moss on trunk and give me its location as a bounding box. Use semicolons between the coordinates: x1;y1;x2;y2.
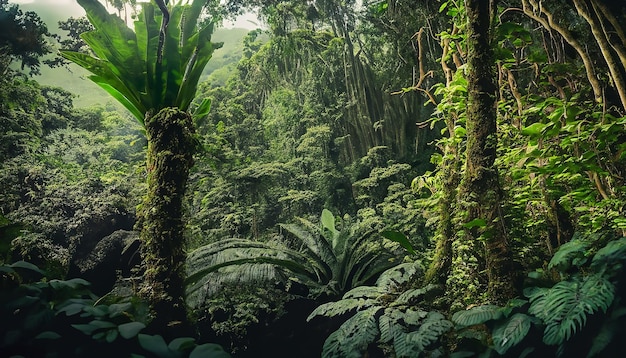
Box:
454;0;519;306
137;107;196;335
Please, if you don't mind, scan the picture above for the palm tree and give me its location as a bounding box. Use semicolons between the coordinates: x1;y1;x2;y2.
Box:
60;0;220;332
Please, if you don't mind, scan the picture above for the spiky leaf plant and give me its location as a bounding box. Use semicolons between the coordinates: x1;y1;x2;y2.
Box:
185;209;403;308
59;0;221;331
307;263;452;357
59;0;220;125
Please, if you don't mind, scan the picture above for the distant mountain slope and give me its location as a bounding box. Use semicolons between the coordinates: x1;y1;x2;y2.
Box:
17;1;252;108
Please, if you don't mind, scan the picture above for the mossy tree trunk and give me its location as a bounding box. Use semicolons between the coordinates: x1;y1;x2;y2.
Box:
137;107;196;334
456;0;518;305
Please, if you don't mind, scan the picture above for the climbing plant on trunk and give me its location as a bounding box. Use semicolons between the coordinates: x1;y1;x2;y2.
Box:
60;0;220;333
454;0;518;305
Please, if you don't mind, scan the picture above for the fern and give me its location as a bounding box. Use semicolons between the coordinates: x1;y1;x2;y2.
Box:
492;313;533;355
342;285;382;300
307;297;377;321
451;304;503;327
321;306;382;358
375;262;420;290
548;238;590;272
409;311;453;351
393;284;442;306
378;307;404;344
531;274;615;345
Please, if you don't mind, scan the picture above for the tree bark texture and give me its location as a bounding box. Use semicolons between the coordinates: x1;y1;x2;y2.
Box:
138;107;196;334
458;0;518;305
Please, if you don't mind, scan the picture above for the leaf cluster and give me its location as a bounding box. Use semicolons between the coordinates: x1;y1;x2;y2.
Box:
451;234;626;357
185;209;405;308
60;0;221;124
307;263;453;357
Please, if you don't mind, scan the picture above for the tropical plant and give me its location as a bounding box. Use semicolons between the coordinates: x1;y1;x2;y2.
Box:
59;0;219;125
185;209;405;307
0;260;230;358
307;262;453;358
451;233;626;357
59;0;222;330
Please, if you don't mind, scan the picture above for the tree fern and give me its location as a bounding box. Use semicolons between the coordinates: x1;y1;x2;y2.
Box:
451;304;503;327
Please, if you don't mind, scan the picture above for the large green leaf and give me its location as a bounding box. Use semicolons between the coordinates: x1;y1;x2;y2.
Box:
62;0;219;124
452;305;503;327
492;313;533;354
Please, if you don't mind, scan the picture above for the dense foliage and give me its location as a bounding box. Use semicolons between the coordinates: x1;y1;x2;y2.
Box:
1;0;625;357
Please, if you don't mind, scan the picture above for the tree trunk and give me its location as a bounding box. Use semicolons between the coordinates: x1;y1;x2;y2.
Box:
457;0;518;305
137;107;196;336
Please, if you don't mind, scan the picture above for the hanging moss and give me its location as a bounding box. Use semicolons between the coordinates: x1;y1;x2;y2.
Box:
136;107;196;335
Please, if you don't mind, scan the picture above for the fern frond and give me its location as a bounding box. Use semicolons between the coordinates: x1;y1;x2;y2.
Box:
342;285;382;300
307;297;376;321
393;284;443;306
451;305;503;327
379;307;405;344
549;239;590;272
401;308;429;326
492;313;533;355
321;306;382;358
405;311;453;354
376;262;420;290
540;274;615;345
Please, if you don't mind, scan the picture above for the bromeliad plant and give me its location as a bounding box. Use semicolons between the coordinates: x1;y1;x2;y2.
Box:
185;209;406;308
59;0;221;331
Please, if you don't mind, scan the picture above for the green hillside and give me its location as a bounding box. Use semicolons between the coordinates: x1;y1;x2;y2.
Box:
35;27;250;108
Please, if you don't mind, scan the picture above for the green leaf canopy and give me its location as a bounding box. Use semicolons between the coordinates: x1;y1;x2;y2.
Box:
60;0;221;125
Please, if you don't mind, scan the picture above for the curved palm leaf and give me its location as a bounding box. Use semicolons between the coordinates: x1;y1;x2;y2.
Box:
185;210;404;306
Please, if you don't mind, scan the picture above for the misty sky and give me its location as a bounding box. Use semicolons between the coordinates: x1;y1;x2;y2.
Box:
10;0;259;30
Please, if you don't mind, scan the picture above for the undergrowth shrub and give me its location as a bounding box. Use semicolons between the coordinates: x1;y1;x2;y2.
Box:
0;261;229;358
308;262;453;357
451;233;626;357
